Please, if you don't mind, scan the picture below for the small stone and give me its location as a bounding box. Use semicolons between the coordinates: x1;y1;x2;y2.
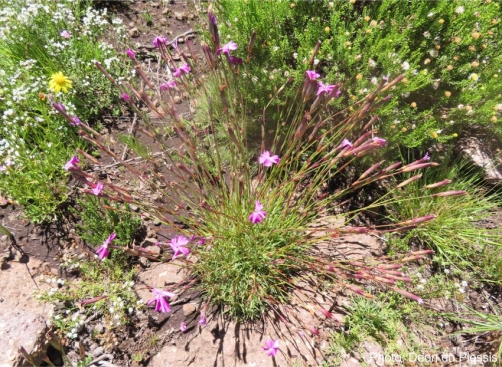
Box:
92;346;105;357
177;37;185;44
150;2;160;7
142;238;158;247
129;28;140;38
174;96;182;104
182;303;196;316
174;12;185;21
187;13;195;21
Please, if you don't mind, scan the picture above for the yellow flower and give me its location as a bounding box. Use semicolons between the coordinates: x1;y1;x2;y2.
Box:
447;65;453;71
290;3;295;8
472;32;481;39
410;102;417;108
490;116;497;122
445;91;451;97
438;19;444;24
364;16;371;22
49;72;72;93
356;73;363;80
324;27;330;33
453;133;458;137
432;132;438;139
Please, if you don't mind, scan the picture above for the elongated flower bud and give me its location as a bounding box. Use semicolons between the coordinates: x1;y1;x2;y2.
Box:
246;30;256;63
423;179;452;189
319;307;333;319
383;162;402;172
396;174;422;188
352;160;385;184
341;226;370;233
397;215;436;226
346;284;365;295
400;162;439;172
433;190;467;197
376;264;402;270
391;287;423;304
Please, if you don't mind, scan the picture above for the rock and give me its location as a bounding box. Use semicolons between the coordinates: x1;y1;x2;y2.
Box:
1;310;49;366
129;28;140;38
361;341;384;367
174;96;182;104
455;133;502;184
182;303;196;316
142;238;158;247
174;12;186;21
92;346;105;357
340;358;361;367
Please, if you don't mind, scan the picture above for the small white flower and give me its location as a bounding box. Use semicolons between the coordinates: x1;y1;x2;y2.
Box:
455;6;465;14
429;49;438;58
444;268;450;274
371;77;378;85
293;52;298;59
458;104;465;110
423;31;431;38
273;46;279;52
313;59;320;66
368;58;376;68
401;61;410;70
427;12;435;18
461;280;468;287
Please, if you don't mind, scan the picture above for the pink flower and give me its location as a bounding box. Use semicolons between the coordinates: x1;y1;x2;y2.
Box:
64;155;80;171
306;70;320;80
160;81;177;90
199;315;207;325
228;56;243;65
217;41;238;55
173;63;191;78
147;288;176;313
69;116;81;126
91;182;104;196
371;137;387;146
60;30;71;39
180;321;187;332
422;152;430;161
249;201;267;224
96;245;109;261
340;139;353;149
262;339;280;357
317;82;340;98
170;235;191;260
96;233;116;261
153;36;169;48
259;151;280;167
103;233;116;246
125;48;136;59
121;93;131;102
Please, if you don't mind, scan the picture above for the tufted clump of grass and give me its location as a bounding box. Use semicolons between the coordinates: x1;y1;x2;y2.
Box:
57;11;466;325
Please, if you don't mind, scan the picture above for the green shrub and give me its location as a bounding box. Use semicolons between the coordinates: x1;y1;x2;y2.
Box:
215;0;502;148
0;0;130;221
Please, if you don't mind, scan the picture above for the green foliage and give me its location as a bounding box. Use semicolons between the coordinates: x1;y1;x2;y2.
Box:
387;158;502;283
215;0;502;147
0;0;129;222
73;196;141;248
451;304;502;359
39;258;139;339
